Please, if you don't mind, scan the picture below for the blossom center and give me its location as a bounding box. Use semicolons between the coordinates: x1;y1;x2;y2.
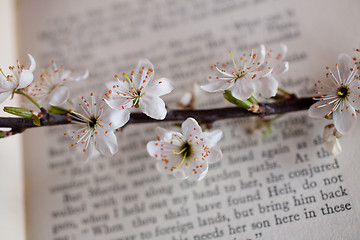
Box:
48;84;59;93
235;71;246;81
173;141;193;168
88;116;97;129
337;86;349;99
132;89;143;108
179;142;192;159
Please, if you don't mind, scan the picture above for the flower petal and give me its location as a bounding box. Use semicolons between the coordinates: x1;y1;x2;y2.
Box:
181;118;202;140
173;169;188;180
101;108;130;130
255;67;273;79
156;162;180;175
348;80;360;109
139;95;167;120
231;78;256;100
206;146;223;164
147;141;160;159
155;127;170;139
196;168;209;181
272;61;289;75
256;75;279;98
200;80;233;92
338;53;355;84
0;76;16;91
154;127;184;146
27;54;36;72
203;129;223;147
184;159;208;181
95;130;118;157
333;102;357;134
255;44;266;66
144;77;173;97
81;138;96;162
308;100;334;118
18;70;34;89
155;151;183;174
132;59;154;90
165;132;184;146
70;70;89;82
147;140;178;160
0;91;12;104
49;86;69;106
104;98;132;111
107;79;132;96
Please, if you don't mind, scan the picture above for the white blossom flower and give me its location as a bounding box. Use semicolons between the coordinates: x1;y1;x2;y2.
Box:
29;60;88;106
104;59;173;120
323;124;342;156
66;92;129;159
201;45;273;100
0;54;36;103
256;44;289;98
147;118;223;181
308;53;360;134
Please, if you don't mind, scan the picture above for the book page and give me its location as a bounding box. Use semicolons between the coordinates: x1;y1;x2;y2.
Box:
0;0;26;239
20;0;360;239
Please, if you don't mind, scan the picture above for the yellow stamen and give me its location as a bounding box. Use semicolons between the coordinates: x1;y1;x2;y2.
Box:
123;73;136;90
41;69;52;85
177;153;187;168
229;51;240;75
69;110;93;123
0;69;8;80
172;147;187;155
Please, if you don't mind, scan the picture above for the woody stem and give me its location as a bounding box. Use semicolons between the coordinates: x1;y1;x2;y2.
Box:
0;97;316;137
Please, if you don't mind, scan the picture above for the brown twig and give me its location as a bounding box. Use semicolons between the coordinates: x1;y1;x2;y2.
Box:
0;97;316;137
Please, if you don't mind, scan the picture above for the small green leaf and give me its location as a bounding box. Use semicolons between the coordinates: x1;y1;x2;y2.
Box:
48;106;70;114
32;115;41;126
3;107;34;118
223;90;252;109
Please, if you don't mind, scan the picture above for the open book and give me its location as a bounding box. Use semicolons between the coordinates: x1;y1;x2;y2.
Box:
2;0;360;239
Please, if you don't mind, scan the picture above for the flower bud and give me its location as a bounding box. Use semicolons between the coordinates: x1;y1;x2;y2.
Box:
3;107;34;118
323;124;342;156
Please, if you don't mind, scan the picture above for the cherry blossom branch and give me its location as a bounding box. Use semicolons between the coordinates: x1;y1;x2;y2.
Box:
0;97;315;136
130;97;315;124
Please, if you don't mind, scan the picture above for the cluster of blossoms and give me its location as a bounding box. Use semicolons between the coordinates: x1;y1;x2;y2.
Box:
66;59;174;159
63;59;222;180
1;46;360;180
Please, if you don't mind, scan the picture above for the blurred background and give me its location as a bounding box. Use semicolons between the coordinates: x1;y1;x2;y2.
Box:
0;1;25;239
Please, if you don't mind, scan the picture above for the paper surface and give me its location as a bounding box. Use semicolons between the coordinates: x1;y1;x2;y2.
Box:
20;0;360;239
